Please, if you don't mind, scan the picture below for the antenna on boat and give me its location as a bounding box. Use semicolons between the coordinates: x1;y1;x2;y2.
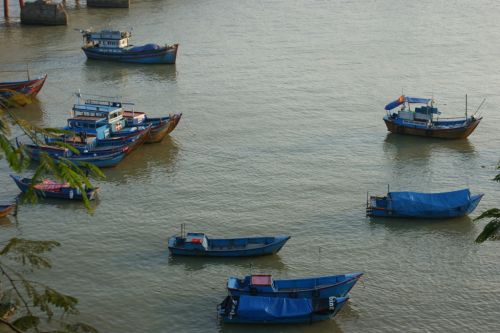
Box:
465;94;468;119
473;98;486;118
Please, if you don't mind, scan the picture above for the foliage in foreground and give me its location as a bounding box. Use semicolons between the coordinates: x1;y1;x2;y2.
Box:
475;162;500;243
0;238;98;333
1;93;99;332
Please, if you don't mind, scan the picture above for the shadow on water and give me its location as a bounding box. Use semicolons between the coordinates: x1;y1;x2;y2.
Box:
168;254;287;273
83;60;177;85
382;133;476;160
104;136;180;183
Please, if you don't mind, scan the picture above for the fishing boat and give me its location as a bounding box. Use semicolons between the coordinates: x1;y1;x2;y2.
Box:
217;295;348;324
80;29;179;64
59;95;153;153
23;144;127;168
0;203;16;218
0;73;47;98
227;273;363;298
10;175;99;201
168;232;290;257
383;95;482;139
366;188;484;218
123;109;182;143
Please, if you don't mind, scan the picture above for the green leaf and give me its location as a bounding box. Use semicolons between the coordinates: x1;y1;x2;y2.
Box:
474;208;500;221
12;315;40;331
475;219;500;243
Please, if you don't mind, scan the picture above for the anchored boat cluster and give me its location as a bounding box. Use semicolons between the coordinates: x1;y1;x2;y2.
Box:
0;28;486;326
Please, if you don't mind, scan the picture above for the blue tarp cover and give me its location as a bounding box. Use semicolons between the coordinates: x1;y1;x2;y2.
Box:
388;189;471;217
385;96;432;110
128;43;161;52
237;296;312;320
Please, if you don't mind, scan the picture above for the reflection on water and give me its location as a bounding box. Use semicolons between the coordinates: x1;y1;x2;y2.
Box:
0;216;16;227
368;215;475;236
383;133;476;160
168;254;286;272
104;136;180;183
7;99;45;127
83;60;177;86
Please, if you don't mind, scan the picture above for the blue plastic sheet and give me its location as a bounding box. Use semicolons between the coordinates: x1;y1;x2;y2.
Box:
385;96;432;110
388;189;471;218
128;43;161;52
237;296;313;320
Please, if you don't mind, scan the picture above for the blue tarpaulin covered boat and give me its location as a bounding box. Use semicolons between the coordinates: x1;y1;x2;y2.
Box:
217;295;348;324
168;232;290;257
367;189;484;218
227;273;363;298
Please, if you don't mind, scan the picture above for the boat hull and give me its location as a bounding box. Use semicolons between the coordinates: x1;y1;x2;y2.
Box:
0;74;47;98
168;235;290;257
146;114;182;143
383;117;482;139
228;273;363;298
25;144;126;168
82;44;179;64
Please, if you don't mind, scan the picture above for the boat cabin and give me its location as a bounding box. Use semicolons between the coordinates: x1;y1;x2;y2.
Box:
175;233;209;250
82;30;131;49
385;96;440;123
69;97;127;138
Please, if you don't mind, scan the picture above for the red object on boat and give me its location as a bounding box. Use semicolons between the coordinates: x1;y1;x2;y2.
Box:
33;179;70;192
251;275;273;286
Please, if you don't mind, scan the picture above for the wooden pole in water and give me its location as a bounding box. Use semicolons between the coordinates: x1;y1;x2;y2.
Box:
4;0;9;18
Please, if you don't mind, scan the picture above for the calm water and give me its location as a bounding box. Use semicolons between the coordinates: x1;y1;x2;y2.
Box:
1;0;500;332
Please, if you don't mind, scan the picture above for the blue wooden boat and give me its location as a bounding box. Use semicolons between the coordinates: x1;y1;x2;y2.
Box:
383;95;482;139
168;232;290;257
227;272;363;298
23;144;127;168
80;30;178;64
367;188;484;218
217;295;348;324
10;175;99;201
61;95;152;153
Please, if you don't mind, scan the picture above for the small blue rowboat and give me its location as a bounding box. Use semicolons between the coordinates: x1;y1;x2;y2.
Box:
217;295;349;324
367;189;484;218
227;272;363;298
10;175;99;201
168;233;290;257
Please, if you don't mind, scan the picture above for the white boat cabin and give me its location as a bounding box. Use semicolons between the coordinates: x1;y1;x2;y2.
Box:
82;30;131;49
